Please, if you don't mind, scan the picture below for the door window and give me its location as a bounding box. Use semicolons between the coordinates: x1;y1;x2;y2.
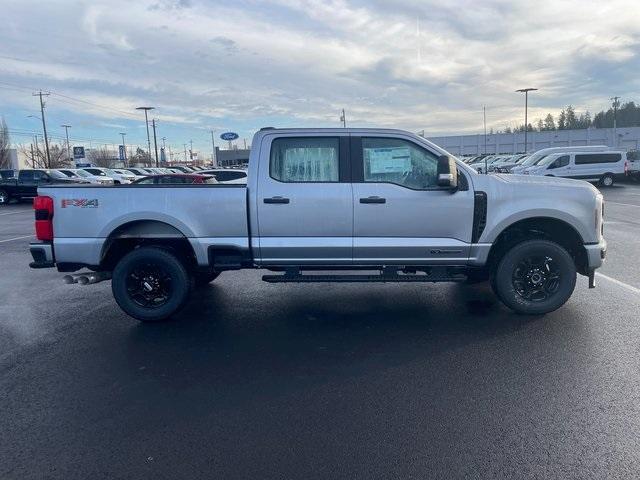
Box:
362;138;440;189
19;171;35;181
270;137;339;182
549;155;569;169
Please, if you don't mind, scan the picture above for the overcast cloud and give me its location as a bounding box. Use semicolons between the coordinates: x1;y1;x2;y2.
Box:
1;0;639;152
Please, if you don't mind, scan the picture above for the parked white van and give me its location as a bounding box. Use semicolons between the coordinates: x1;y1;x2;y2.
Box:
522;150;627;186
510;145;609;174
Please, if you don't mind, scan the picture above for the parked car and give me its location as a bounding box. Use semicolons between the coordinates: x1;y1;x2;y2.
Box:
493;154;530;173
67;169;114;185
522;150;627;186
511;146;610;174
169;165;195;173
80;167;135;185
0;169;87;205
29;127;606;322
199;168;248;183
132;174;217;184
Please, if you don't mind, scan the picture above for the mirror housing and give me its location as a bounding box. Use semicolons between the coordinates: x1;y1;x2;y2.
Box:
437;155;458;190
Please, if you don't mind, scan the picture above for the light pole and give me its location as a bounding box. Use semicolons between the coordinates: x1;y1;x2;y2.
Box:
61;125;72;162
340;109;346;128
516;88;538;153
119;132;127;165
136;106;154;161
610;96;620;147
151;119;159;167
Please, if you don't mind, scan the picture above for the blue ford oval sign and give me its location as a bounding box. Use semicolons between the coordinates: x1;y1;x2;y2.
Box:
220;132;239;141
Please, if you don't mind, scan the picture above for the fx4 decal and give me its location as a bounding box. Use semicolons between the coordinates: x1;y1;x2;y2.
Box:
61;199;99;208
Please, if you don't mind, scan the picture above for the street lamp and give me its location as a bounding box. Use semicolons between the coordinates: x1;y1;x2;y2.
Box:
136;106;154;160
516;88;538;153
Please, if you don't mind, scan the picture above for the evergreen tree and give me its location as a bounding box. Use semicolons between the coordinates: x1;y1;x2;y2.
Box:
558;110;566;130
543;113;556;131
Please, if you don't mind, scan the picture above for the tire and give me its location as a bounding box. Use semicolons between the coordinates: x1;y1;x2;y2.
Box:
111;247;192;322
0;189;10;205
599;173;614;187
194;271;220;287
492;239;576;315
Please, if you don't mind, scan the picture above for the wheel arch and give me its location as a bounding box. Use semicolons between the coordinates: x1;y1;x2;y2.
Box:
100;219;197;271
486;216;588;275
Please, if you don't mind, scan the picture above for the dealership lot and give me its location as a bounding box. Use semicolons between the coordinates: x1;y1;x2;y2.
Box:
1;185;639;479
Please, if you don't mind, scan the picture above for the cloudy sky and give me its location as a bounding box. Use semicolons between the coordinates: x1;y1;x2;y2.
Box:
1;0;639;157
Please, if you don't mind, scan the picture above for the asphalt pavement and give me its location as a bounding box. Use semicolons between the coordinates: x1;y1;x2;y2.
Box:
1;184;639;479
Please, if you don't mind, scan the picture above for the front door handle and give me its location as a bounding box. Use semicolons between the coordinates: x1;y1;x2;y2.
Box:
360;196;386;204
263;196;290;204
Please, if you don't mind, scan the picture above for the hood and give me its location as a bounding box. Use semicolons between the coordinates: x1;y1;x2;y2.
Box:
493;173;600;193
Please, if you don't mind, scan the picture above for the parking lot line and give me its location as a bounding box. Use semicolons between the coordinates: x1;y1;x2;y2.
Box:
0;235;34;244
0;211;31;216
607;201;640;208
596;272;640;294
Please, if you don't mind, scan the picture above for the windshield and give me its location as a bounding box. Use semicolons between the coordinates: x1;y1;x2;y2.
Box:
520;153;549;167
73;169;91;178
48;170;68;179
59;170;76;177
85;168;107;176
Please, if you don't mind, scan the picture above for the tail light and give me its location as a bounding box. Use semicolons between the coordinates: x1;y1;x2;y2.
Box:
34;195;54;241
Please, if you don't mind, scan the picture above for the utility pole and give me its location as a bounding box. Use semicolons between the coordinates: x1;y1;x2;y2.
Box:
136;106;154;161
61;124;72;162
190;139;193;163
516;88;538;153
210;130;216;167
161;136;166;164
340;109;346;128
119;132;127;166
33;91;51;167
151;119;159;167
483;105;487;155
183;143;188;163
610;96;620;147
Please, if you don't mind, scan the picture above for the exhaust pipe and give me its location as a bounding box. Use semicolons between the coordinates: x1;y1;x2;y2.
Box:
63;272;111;285
78;272;112;285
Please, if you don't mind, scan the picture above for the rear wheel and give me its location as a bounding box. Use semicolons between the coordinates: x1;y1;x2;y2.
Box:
112;247;192;322
599;173;614;187
0;189;10;205
492;239;576;315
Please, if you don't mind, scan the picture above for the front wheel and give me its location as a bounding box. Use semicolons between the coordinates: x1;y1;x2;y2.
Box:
492;239;576;315
0;189;10;205
112;247;192;322
599;173;614;187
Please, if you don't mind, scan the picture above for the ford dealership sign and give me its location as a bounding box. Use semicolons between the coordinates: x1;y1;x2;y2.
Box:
220;132;239;141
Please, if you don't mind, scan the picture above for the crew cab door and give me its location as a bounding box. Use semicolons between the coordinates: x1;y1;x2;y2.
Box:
256;134;352;265
350;135;474;264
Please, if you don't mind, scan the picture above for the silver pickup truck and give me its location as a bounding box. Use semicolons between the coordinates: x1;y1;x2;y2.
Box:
29;128;607;322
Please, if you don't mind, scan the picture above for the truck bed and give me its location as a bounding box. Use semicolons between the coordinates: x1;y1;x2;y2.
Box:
38;184;249;267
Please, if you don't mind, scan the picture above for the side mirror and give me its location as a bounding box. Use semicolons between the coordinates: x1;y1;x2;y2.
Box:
437;155;458;190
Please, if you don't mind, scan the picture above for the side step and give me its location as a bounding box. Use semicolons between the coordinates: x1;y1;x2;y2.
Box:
262;268;467;284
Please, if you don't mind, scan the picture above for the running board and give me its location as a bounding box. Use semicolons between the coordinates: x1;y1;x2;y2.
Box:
262;268;467;284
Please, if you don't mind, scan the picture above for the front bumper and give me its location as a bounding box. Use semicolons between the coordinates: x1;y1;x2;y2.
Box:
29;242;55;268
584;238;607;270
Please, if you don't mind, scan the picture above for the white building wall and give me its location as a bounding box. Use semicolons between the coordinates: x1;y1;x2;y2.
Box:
427;127;640;156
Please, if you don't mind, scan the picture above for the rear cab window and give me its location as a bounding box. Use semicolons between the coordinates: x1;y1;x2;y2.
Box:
270;137;340;182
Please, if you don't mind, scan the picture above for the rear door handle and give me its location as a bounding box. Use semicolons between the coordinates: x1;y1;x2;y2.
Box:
360;196;386;204
263;196;290;204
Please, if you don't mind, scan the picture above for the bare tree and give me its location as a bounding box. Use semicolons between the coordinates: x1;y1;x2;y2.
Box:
0;117;12;169
87;147;116;167
129;147;152;167
20;142;71;169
